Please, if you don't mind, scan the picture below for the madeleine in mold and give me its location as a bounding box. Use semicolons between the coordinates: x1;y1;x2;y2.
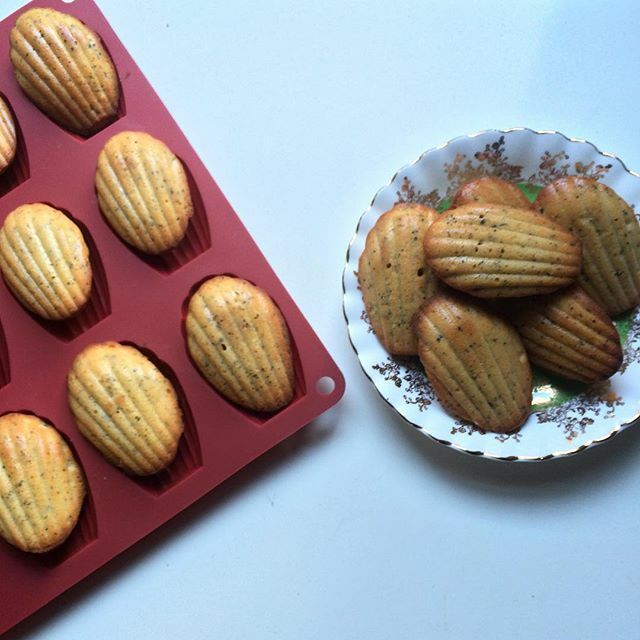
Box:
96;131;194;254
0;203;92;320
10;8;120;136
0;96;17;175
186;276;295;412
0;413;86;553
68;342;184;476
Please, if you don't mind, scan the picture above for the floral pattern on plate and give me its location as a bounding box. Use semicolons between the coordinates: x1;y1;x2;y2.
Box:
343;128;640;461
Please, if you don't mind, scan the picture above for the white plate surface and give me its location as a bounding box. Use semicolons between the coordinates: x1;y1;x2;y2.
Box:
343;128;640;461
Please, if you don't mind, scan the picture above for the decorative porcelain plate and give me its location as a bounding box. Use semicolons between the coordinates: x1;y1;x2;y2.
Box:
343;128;640;461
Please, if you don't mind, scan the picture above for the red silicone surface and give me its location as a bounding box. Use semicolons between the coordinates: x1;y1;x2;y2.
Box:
0;0;345;634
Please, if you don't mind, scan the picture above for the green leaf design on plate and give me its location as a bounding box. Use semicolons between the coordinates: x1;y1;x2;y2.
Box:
518;182;543;202
614;308;634;345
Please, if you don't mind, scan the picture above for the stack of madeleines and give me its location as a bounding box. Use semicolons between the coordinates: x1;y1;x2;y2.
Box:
359;175;640;433
0;7;296;554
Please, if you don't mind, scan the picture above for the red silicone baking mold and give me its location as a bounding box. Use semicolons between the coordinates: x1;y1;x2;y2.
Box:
0;0;345;634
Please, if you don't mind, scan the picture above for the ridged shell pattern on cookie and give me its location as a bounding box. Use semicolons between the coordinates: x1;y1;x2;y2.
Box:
536;176;640;316
0;96;17;175
413;293;532;433
423;203;581;298
96;131;194;255
186;276;295;412
513;285;623;383
0;203;93;320
10;8;120;136
358;203;439;355
68;342;184;476
0;413;86;553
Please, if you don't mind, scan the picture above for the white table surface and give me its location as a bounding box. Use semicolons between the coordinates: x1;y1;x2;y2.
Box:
4;1;640;638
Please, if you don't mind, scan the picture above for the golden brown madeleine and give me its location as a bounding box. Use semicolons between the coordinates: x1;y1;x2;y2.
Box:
452;176;534;210
0;96;17;175
0;203;92;320
413;293;532;433
536;177;640;315
0;413;85;553
512;285;623;384
358;203;439;355
186;276;295;412
423;204;580;298
10;8;119;136
68;342;184;476
96;131;194;254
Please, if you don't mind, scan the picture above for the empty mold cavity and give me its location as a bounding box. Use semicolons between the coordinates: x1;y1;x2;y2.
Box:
102;161;211;274
0;94;29;197
21;207;111;342
0;321;9;388
114;342;203;497
0;411;98;568
181;274;307;426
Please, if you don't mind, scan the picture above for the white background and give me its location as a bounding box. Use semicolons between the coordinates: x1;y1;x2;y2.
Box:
5;1;640;638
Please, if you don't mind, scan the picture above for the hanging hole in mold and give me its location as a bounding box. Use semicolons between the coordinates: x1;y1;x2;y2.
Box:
102;160;211;275
180;273;307;427
315;376;335;396
107;342;203;497
0;410;98;568
0;94;29;197
9;205;111;342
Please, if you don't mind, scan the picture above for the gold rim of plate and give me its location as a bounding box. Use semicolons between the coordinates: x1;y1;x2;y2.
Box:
342;127;640;462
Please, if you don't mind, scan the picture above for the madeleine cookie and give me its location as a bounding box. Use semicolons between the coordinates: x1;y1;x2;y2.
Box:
413;294;532;432
186;276;295;412
0;413;85;553
452;176;534;210
0;96;17;175
536;177;640;315
358;203;439;354
423;204;580;298
0;204;92;320
96;131;194;254
10;8;119;136
68;342;184;476
512;286;623;384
